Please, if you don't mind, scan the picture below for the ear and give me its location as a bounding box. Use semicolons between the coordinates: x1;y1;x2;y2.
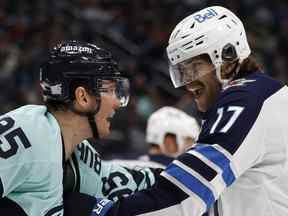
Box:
221;61;237;79
73;87;95;112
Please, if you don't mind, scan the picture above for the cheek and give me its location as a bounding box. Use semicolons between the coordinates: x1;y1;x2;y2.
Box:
197;95;209;112
206;82;221;106
98;96;112;115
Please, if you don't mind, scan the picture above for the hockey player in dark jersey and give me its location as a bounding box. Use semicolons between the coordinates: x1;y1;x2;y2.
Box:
70;5;288;216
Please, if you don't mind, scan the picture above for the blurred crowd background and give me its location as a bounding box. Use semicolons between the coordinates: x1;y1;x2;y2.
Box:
0;0;287;156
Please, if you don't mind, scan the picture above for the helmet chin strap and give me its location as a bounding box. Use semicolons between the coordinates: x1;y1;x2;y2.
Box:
69;96;101;140
87;97;101;140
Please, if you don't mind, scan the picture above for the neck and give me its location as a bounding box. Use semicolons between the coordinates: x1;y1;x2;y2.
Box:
51;110;91;160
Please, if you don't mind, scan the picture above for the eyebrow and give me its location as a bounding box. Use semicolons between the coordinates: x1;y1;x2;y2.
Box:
101;80;116;88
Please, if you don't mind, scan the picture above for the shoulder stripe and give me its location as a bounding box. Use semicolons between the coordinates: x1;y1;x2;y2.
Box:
164;163;215;208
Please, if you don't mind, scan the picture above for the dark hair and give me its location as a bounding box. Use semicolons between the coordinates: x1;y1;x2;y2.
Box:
149;143;160;149
198;53;262;76
236;55;263;78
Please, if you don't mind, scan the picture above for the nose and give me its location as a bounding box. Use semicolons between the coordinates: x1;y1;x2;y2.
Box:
113;97;121;109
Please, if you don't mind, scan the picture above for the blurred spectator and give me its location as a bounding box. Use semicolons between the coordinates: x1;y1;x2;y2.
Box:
0;0;287;155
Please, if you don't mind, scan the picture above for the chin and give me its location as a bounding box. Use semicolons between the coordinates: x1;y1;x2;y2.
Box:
195;103;206;112
99;129;110;138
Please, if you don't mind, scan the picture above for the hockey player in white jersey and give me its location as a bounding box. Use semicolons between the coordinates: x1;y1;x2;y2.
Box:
0;40;159;215
82;6;288;216
142;106;200;165
112;106;200;168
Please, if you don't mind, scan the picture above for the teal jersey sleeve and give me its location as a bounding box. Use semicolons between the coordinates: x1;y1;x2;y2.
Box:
0;105;64;216
74;139;158;201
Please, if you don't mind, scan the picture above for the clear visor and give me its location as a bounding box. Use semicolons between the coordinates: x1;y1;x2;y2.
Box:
169;57;215;88
115;77;130;107
98;77;130;107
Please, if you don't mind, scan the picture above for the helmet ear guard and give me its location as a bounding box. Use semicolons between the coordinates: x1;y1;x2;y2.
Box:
216;43;240;82
222;43;238;62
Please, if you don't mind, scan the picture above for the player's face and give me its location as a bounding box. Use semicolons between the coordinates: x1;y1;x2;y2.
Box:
184;58;221;112
163;133;178;156
94;80;120;138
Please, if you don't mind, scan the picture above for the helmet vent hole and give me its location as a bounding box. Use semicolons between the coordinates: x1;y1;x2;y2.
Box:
185;45;194;50
173;30;181;39
177;55;180;59
236;41;240;45
195;41;204;46
181;34;190;39
231;19;238;25
218;15;227;20
195;35;204;41
182;40;193;47
190;22;195;29
226;24;231;29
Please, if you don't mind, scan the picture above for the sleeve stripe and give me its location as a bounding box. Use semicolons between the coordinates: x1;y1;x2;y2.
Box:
164;163;215;208
44;205;63;216
177;153;218;182
191;145;236;186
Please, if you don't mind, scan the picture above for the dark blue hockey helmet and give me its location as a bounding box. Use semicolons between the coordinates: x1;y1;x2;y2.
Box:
40;40;129;107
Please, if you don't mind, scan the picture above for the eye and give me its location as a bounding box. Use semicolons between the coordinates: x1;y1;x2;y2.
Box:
105;88;115;95
100;82;117;96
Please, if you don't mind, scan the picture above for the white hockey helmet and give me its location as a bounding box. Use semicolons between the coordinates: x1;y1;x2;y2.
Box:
167;6;251;86
146;106;200;156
